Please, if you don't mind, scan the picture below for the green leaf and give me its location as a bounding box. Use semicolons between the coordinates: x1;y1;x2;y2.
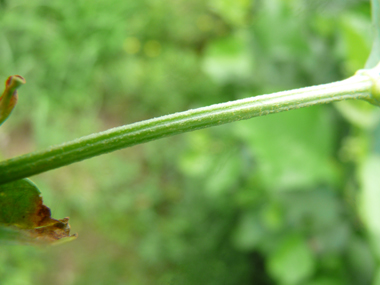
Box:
334;100;379;129
0;178;77;245
208;0;251;26
268;235;316;284
359;155;380;257
366;0;380;68
340;14;372;74
347;237;376;284
202;33;253;84
234;106;338;191
232;210;266;250
304;277;344;285
0;178;42;228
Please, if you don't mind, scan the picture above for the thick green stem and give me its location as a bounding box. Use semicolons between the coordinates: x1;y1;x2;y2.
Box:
0;72;378;185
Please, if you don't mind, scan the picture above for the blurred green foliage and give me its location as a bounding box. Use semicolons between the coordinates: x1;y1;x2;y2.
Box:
0;0;379;284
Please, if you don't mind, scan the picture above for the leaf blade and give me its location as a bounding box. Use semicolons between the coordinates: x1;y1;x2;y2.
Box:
0;179;77;245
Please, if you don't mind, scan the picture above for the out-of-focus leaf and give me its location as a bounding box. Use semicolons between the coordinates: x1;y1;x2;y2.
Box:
365;33;380;69
334;100;380;129
178;130;215;177
205;153;241;196
304;277;344;285
347;237;376;284
232;210;265;250
0;179;77;245
373;119;380;154
280;190;343;233
340;14;372;74
234;106;338;191
267;235;316;284
365;0;380;68
202;32;254;84
373;268;380;285
359;155;380;257
208;0;251;26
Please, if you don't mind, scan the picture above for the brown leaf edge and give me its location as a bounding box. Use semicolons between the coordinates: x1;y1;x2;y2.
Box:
25;217;78;245
4;217;77;246
0;179;77;245
25;190;78;244
16;198;78;245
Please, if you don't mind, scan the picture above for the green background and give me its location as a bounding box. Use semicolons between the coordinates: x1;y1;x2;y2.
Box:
0;0;379;284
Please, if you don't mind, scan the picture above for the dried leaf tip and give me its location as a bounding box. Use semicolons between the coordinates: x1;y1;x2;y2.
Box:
26;216;78;245
5;75;26;89
0;75;26;126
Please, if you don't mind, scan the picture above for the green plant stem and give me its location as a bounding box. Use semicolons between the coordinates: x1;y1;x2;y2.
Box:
0;73;378;185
